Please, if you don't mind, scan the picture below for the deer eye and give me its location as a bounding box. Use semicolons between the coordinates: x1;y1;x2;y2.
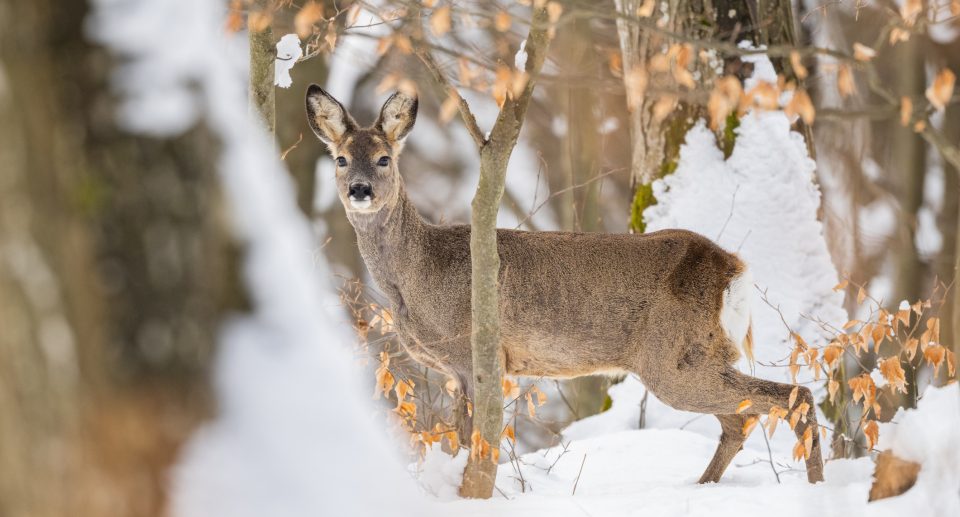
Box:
377;156;390;167
336;156;347;167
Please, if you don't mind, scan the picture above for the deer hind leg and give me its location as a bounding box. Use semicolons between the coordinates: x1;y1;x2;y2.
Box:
693;367;823;483
698;414;749;484
662;367;825;484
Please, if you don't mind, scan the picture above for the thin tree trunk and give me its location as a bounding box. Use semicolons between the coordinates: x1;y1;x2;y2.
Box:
458;7;552;499
249;0;276;133
938;104;959;360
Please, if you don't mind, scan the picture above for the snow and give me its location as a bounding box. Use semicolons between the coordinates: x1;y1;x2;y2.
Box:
87;0;424;516
644;54;847;387
874;384;960;516
274;33;302;88
514;39;527;70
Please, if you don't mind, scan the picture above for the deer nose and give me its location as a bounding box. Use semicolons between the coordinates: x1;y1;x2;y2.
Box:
348;182;373;200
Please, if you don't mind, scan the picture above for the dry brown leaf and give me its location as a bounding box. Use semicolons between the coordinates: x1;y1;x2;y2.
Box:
324;30;338;51
788;385;799;409
439;91;459;124
624;67;648;111
890;28;910;45
502;377;520;399
503;425;516;443
494;10;512;32
346;3;363;27
879;356;908;394
864;419;880;450
295;1;324;38
837;64;856;98
833;279;849;292
853;42;876;62
248;10;273;32
785;89;815;125
746;81;779;110
708;76;742;130
926;69;956;111
857;286;867;304
638;0;656;17
430;5;452;36
742;415;759;436
736;399;752;414
924;344;946;377
828;379;840;403
790;51;808;80
901;0;922;26
802;427;813;458
652;95;677;123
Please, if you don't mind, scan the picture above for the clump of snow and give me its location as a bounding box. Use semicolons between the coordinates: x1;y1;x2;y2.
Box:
874;385;960;515
643;54;846;386
514;39;527;70
274;33;302;88
413;448;468;501
87;0;423;515
870;367;889;389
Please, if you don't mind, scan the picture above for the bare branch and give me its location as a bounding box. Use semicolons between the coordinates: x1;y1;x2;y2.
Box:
414;45;487;148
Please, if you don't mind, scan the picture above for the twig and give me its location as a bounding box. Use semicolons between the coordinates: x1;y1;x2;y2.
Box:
760;425;782;484
413;46;486;148
571;454;587;495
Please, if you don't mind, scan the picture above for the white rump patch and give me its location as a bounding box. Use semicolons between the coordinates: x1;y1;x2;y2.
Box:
720;268;752;357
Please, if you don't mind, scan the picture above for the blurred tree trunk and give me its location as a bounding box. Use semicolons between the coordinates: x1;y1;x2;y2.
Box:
557;10;608;419
249;0;276;133
616;0;749;233
890;38;927;308
890;37;927;403
0;1;236;515
938;104;959;361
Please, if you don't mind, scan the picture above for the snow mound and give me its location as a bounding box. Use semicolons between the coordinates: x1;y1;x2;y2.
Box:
643;58;846;386
873;385;960;516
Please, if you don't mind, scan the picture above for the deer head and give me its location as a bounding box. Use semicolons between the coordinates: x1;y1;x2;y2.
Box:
305;85;417;214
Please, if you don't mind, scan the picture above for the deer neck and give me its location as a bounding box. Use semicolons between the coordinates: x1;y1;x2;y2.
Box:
347;180;424;305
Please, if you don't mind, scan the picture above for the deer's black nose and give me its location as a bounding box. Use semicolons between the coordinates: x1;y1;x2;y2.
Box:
348;183;373;199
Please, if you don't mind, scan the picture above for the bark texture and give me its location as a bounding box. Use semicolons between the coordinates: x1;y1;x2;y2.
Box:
458;7;552;499
249;0;276;133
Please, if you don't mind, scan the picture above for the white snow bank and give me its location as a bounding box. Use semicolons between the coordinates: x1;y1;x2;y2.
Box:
644;54;846;385
274;33;302;88
87;1;424;516
872;384;960;516
413;448;469;501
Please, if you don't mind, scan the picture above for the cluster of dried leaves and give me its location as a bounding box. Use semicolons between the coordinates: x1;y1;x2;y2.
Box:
737;278;955;460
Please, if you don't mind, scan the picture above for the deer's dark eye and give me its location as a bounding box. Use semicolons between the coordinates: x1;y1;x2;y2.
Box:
377;156;390;167
336;156;347;167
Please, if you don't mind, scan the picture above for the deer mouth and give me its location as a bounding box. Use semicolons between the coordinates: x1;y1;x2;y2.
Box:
349;196;373;210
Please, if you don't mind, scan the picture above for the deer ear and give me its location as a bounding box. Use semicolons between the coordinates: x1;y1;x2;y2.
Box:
375;90;418;143
305;84;356;146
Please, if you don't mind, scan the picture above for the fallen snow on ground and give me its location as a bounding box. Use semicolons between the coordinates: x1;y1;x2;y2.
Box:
426;385;960;516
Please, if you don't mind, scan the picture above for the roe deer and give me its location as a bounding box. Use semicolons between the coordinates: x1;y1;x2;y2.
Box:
305;85;824;484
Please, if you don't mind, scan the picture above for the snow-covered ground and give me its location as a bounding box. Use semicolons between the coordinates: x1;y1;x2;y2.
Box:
426;383;959;517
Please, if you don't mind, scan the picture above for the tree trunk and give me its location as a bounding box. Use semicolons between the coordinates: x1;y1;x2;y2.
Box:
0;1;234;515
558;10;607;418
938;104;959;363
249;0;276;133
459;7;551;499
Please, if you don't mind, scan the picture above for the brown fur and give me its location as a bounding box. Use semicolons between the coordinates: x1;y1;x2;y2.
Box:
305;85;825;484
